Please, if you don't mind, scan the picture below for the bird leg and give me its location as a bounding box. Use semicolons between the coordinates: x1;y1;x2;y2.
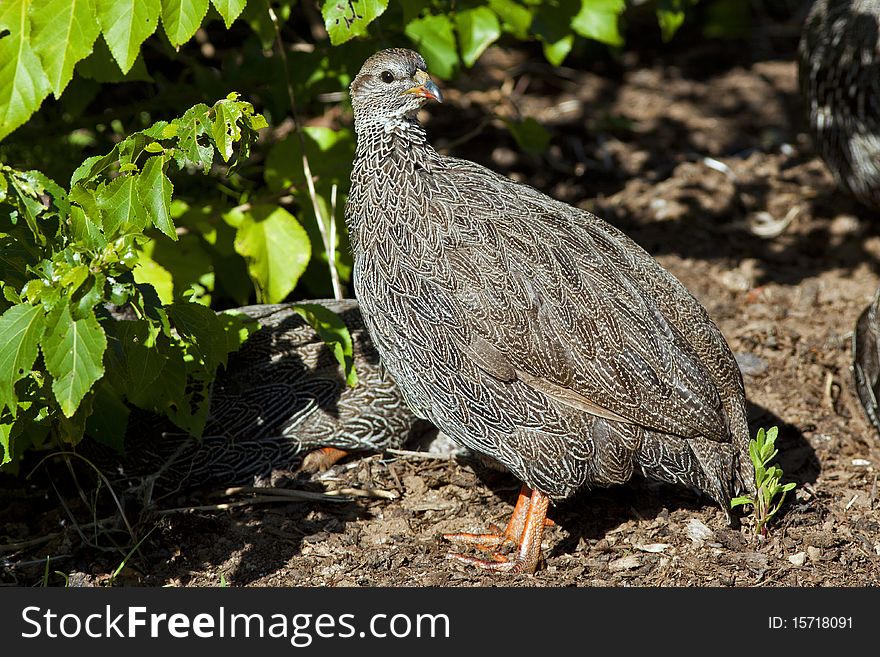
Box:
299;447;350;473
443;485;551;573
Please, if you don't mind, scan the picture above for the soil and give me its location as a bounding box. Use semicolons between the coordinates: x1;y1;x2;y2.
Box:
3;14;880;588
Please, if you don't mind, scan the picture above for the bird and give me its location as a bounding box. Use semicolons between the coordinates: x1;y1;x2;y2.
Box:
345;48;756;573
798;0;880;432
82;299;430;494
853;289;880;432
798;0;880;212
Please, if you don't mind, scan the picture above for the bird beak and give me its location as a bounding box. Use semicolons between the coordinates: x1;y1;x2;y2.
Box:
403;69;443;103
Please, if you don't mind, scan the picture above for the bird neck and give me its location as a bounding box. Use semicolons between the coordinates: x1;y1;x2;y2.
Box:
353;114;437;168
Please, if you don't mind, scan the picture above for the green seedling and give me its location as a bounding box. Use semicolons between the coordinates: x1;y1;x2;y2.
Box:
730;426;796;536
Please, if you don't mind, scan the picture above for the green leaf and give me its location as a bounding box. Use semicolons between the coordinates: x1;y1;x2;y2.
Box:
293;302;358;387
571;0;624;47
488;0;532;39
95;0;161;74
231;205;311;304
729;495;752;509
405;14;458;79
455;7;501;68
138;154;176;239
41;304;107;417
161;0;210;48
0;421;11;465
505;117;551;154
30;0;101;98
70;144;120;187
211;99;243;162
531;0;578;66
132;250;174;304
167;301;228;371
135;233;214;305
210;0;247;28
172;103;213;171
0;0;53;141
96;175;149;237
656;0;686;42
0;304;46;414
322;0;389;45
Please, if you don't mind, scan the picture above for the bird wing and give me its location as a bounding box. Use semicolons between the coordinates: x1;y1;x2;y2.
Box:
421;158;731;442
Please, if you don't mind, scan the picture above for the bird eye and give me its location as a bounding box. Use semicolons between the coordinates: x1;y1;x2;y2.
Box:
380;70;394;83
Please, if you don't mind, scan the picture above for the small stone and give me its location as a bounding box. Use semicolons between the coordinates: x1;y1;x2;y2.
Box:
632;542;670;553
608;555;641;571
735;352;768;376
807;546;823;562
788;551;807;567
686;518;714;543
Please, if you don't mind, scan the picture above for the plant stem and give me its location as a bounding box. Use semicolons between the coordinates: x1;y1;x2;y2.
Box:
267;2;343;300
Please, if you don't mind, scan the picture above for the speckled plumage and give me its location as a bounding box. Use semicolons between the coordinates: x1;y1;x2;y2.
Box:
86;299;428;492
345;49;756;519
799;2;880;431
799;0;880;211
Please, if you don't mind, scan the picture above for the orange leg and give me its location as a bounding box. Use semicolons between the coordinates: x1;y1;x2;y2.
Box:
299;446;350;473
443;485;552;573
442;484;533;551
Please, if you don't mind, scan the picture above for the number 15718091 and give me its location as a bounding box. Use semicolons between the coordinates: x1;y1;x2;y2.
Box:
769;617;853;630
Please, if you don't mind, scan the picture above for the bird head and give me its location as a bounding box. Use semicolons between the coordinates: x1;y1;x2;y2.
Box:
350;48;443;129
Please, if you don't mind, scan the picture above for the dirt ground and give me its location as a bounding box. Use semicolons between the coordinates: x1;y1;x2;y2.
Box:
3;14;880;587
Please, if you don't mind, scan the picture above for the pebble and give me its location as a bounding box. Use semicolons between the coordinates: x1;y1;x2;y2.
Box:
608;555;641;572
788;551;807;567
735;352;769;376
807;546;823;562
686;518;714;543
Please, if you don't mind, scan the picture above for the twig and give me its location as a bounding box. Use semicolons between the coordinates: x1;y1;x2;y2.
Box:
223;484;397;500
331;487;398;500
218;485;351;502
268;2;342;299
27;451;134;538
0;518;122;553
385;448;456;460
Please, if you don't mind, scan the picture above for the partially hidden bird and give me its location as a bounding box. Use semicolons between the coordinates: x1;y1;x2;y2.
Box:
84;299;430;494
798;0;880;434
345;48;756;573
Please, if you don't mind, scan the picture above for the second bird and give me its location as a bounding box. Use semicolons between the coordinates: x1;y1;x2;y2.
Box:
345;48;756;573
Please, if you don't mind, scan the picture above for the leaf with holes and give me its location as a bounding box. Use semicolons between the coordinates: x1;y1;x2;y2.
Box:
172;103;213;171
322;0;389;45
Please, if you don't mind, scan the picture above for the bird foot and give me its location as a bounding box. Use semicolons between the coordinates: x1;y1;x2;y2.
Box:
441;525;515;551
299;447;350;473
445;550;542;574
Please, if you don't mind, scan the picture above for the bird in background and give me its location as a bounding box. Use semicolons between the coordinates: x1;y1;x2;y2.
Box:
798;0;880;435
84;299;430;496
345;48;756;573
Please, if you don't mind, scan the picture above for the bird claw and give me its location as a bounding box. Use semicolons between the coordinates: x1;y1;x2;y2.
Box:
445;551;538;573
441;528;514;551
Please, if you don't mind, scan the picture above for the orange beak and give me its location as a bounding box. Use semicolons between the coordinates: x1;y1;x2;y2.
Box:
403;69;443;103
